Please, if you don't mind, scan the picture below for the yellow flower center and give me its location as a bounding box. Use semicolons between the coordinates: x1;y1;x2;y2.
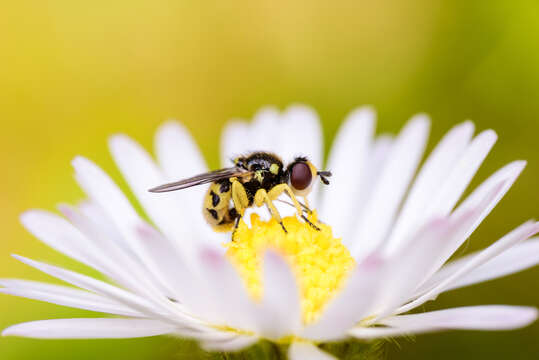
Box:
225;212;355;324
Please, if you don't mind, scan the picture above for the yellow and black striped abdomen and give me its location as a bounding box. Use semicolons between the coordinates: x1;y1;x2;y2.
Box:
202;180;237;232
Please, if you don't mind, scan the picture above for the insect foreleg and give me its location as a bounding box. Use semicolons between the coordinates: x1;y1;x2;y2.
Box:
267;184;303;218
269;184;319;230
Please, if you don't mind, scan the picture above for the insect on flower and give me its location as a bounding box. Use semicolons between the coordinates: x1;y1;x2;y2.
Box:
149;152;332;234
2;105;538;360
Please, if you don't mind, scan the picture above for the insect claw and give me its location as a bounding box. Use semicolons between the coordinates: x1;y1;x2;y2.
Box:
301;215;321;231
279;222;288;234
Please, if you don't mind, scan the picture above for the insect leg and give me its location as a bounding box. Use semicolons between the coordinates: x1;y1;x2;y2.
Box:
231;212;242;242
303;197;312;213
230;178;249;216
301;214;321;231
254;189;287;233
268;184;303;218
275;199;312;214
270;184;319;230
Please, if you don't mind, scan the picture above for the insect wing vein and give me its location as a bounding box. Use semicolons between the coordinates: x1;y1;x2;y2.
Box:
148;167;249;192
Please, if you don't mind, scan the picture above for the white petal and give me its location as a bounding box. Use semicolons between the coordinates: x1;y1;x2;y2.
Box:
27;207;157;299
0;279;142;317
349;326;416;339
428;130;497;218
302;255;385;341
221;106;282;166
373;211;476;319
195;248;258;331
340;135;393;249
279;105;323;167
319;107;375;240
386;163;527;310
395;179;508;295
174;328;237;341
378;130;496;258
250;106;282;155
221;120;250;167
397;220;539;314
358;135;393;197
383;305;538;330
448;161;526;234
72;157;148;261
350;306;538;339
109;135;197;249
288;342;338;360
415;237;539;296
350;115;430;260
10;255;185;324
201;335;258;352
256;251;301;339
133;222;202;303
279;105;324;207
20;210;102;272
384;121;475;253
77;201;125;250
155;121;221;243
72;157;199;280
3;318;176;339
386;305;537;332
58;204;169;299
155;120;207;177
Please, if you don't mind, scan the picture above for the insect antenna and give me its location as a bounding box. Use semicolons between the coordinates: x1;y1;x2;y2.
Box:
317;170;332;185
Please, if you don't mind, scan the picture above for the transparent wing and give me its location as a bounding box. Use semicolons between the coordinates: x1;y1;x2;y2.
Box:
148;167;250;192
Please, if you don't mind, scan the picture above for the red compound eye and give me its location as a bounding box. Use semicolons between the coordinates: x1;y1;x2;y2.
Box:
290;162;312;190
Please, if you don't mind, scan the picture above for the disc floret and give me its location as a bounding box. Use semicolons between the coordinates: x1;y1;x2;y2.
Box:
225;212;355;324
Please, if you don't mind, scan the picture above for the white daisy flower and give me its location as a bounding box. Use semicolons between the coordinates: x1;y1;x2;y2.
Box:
2;105;538;359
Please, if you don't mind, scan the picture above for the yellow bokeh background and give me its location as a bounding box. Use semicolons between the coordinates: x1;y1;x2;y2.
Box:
1;1;538;359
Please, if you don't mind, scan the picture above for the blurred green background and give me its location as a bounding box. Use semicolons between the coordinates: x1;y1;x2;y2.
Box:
1;0;538;359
